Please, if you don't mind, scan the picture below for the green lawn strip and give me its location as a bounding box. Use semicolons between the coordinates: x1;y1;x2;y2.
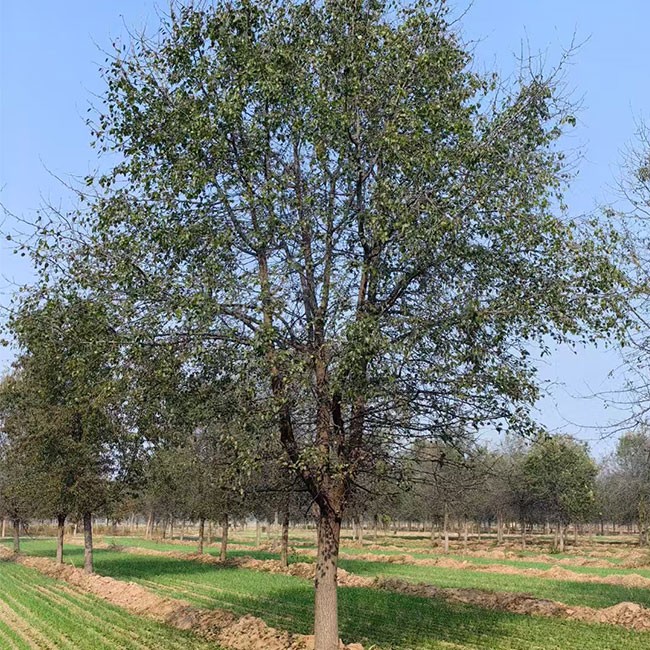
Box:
0;560;215;649
13;540;650;650
337;558;650;610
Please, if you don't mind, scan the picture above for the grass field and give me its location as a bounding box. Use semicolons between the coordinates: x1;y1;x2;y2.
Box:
4;538;650;649
0;560;215;650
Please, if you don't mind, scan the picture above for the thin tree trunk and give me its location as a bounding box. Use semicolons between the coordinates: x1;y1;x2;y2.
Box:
12;518;20;553
56;514;66;564
356;516;363;545
1;518;6;538
443;504;449;553
497;513;504;545
180;519;185;541
256;518;261;547
463;518;469;551
374;514;379;542
198;517;205;554
314;509;341;650
280;506;290;568
520;519;526;550
558;523;565;553
220;514;229;562
83;512;94;574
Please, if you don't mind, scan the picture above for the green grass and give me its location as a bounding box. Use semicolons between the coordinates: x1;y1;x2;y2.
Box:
0;560;216;649
8;539;650;649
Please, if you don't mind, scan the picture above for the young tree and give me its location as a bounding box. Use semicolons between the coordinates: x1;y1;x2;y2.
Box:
32;1;628;645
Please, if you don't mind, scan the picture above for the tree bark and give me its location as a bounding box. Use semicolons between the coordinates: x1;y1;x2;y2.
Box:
83;512;94;574
256;518;261;547
12;518;20;553
198;516;205;554
280;507;290;568
558;523;565;553
442;504;449;553
1;517;6;538
56;514;66;564
314;509;341;650
145;511;154;539
220;514;229;562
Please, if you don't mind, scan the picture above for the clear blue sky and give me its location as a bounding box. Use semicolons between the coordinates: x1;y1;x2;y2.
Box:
1;1;649;456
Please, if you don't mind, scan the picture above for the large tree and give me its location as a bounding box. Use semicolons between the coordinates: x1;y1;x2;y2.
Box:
31;1;628;646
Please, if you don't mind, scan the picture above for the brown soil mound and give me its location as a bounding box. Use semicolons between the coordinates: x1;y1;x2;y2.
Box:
4;553;363;650
377;578;650;631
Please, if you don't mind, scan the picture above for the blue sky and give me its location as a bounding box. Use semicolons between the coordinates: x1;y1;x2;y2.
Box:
1;1;649;456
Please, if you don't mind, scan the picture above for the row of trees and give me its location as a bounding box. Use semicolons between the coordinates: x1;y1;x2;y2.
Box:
3;334;649;560
2;1;650;647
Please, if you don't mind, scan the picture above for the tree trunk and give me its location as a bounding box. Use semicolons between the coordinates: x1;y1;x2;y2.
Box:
1;518;6;538
83;512;94;574
374;514;379;542
442;504;449;553
169;517;174;541
280;507;290;568
220;514;229;562
56;514;66;564
314;508;341;650
356;516;363;545
497;513;504;545
256;518;261;547
198;517;205;554
463;518;469;551
180;520;185;541
145;511;154;539
558;523;565;553
12;518;20;553
520;519;526;550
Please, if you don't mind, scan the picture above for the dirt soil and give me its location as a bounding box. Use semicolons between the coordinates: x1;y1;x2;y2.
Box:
0;550;362;650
